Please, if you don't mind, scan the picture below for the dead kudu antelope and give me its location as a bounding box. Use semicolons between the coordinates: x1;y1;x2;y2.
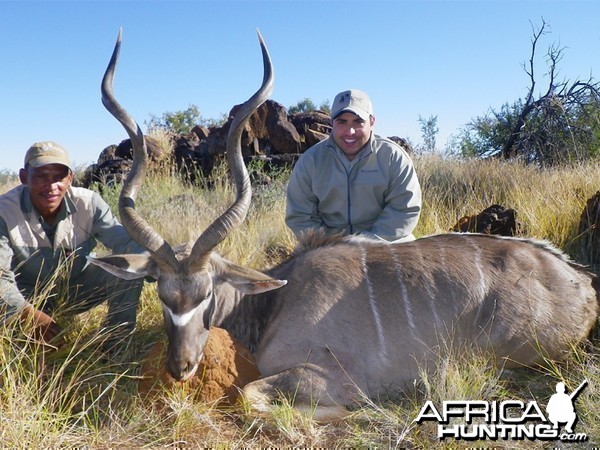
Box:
92;30;600;421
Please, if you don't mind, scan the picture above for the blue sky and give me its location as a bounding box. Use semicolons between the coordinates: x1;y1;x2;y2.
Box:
1;0;599;172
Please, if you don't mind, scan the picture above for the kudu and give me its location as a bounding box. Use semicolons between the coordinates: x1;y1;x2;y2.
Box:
93;30;600;420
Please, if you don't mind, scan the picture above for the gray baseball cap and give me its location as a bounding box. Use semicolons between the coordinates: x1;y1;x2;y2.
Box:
331;89;373;121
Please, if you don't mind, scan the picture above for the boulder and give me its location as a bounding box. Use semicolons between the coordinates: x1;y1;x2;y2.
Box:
81;135;168;187
191;125;210;140
289;110;332;149
138;327;260;405
304;128;329;147
228;99;302;155
97;144;118;165
289;110;331;134
263;100;302;154
203;122;229;157
80;158;132;188
114;135;167;162
388;136;414;154
172;132;206;180
452;204;518;236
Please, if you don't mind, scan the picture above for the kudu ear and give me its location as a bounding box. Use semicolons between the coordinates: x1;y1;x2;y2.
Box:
211;254;287;295
87;254;159;280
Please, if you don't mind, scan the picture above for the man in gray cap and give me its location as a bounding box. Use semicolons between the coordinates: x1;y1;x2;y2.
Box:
286;89;422;242
0;141;144;352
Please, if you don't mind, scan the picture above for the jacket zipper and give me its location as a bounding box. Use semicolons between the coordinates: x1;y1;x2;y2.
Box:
329;142;371;235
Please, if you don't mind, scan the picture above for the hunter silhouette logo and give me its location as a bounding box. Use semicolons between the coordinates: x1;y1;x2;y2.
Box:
546;379;587;434
414;379;589;442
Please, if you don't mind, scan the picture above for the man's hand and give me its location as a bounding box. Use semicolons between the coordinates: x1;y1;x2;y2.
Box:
19;306;63;347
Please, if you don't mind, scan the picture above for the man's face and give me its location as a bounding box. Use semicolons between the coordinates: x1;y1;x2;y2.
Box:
331;111;375;160
20;164;73;221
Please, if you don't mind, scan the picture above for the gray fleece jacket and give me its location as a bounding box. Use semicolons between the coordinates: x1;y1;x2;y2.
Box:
285;134;422;241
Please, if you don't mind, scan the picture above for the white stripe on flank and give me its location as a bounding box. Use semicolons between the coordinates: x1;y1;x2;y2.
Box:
409;245;443;333
360;245;389;362
161;301;209;327
390;247;416;337
462;236;490;329
465;236;487;300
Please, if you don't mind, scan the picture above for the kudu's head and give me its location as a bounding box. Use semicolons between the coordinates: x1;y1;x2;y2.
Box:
92;29;285;381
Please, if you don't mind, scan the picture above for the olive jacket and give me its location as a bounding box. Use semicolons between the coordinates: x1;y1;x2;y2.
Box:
0;185;142;318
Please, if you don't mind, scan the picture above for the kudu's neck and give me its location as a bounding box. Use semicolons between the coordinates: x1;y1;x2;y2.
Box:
210;283;279;354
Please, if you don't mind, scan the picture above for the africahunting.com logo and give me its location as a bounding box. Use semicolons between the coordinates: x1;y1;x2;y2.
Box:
414;379;589;443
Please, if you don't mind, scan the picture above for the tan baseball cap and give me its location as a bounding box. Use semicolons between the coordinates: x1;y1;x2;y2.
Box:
24;141;72;170
331;89;373;121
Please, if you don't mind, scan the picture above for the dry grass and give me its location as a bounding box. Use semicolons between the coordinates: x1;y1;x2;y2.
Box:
0;171;18;193
1;155;599;447
416;155;600;267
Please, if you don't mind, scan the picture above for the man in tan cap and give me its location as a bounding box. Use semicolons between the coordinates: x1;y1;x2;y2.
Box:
0;141;144;352
286;89;422;242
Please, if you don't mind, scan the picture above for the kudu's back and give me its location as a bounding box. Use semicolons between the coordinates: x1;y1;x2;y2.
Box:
256;233;599;393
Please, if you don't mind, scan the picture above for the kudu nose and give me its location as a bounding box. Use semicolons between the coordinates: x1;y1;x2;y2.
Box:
168;356;199;381
169;361;193;381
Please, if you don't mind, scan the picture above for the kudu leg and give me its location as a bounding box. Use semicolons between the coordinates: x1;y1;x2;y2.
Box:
242;363;354;421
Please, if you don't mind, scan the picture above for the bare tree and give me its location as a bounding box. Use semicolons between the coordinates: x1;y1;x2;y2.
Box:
502;19;600;164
